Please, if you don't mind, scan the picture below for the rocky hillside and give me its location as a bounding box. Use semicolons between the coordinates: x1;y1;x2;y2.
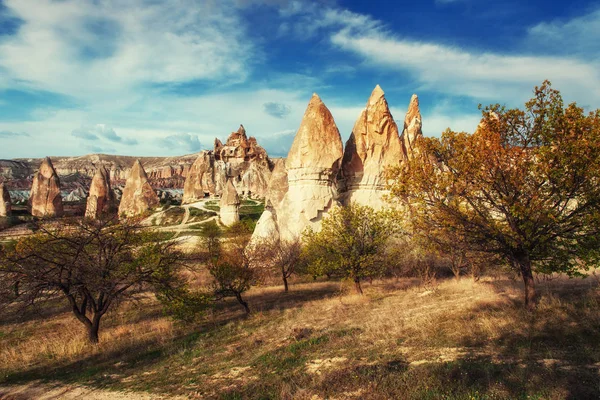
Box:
0;153;198;190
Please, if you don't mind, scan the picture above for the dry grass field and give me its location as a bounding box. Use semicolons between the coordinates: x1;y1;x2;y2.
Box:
0;274;599;399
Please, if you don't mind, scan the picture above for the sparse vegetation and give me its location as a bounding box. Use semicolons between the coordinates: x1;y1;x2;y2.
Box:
0;276;598;399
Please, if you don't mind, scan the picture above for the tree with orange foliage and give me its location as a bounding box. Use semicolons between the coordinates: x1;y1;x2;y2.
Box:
389;81;600;308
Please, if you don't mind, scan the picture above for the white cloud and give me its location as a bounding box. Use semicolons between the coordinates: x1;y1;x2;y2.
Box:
330;31;600;106
0;0;256;103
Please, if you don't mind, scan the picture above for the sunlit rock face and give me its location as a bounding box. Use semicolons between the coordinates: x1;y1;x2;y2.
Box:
252;93;343;243
339;85;404;209
220;178;240;227
182;126;272;203
28;157;64;218
85;166;116;219
338;86;423;209
118;160;160;218
0;182;11;217
182;152;218;203
402;94;423;160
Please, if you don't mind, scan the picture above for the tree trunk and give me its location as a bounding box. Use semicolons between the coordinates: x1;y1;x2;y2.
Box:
354;277;363;295
517;254;536;309
88;314;102;344
235;292;250;314
282;268;289;292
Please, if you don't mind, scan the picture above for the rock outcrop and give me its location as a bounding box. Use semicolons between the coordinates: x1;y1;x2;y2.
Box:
0;182;11;217
252;94;343;243
85;167;116;219
118;160;160;218
220;178;240;227
182;126;272;203
28;157;64;218
340;85;404;208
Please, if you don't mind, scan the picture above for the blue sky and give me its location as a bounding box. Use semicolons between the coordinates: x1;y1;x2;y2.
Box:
0;0;598;158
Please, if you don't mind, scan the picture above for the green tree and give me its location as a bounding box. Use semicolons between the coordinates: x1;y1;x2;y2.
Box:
0;218;204;344
201;221;255;314
389;81;600;308
304;204;396;294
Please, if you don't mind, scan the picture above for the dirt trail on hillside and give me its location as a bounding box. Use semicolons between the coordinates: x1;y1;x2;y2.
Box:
0;381;187;400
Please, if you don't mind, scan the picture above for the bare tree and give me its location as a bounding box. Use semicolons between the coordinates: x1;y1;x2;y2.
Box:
250;236;303;292
0;218;202;344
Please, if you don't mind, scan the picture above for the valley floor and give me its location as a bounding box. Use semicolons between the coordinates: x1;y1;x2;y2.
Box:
0;276;599;399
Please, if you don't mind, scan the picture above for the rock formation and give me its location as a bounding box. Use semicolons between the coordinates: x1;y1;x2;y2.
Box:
220;178;240;227
182;126;272;203
28;157;64;218
401;94;423;159
340;85;405;208
0;182;11;217
85;167;116;219
182;152;218;203
252;93;343;243
118;160;160;218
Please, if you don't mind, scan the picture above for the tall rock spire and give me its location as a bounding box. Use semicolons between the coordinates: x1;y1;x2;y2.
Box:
401;94;423;159
85;166;116;219
339;85;404;208
0;182;11;217
118;160;160;218
286;93;344;173
251;93;343;243
220;178;240;226
28;157;64;218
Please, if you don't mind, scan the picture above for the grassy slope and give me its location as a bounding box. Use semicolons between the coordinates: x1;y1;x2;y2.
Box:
0;276;599;399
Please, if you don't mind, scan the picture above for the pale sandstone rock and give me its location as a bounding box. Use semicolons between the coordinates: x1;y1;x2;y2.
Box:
182;127;272;203
220;178;240;227
253;94;343;243
340;85;404;208
182;152;216;203
28;157;64;218
118;160;160;218
85;167;116;219
401;94;423;159
0;182;11;217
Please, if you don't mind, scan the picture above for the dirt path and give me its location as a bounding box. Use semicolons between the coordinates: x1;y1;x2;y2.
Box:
0;381;187;400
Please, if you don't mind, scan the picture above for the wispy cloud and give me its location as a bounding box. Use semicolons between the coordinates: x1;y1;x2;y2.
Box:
0;0;256;100
525;7;600;57
0;130;29;138
71;124;137;145
263;102;292;119
157;133;201;153
328;16;600;106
